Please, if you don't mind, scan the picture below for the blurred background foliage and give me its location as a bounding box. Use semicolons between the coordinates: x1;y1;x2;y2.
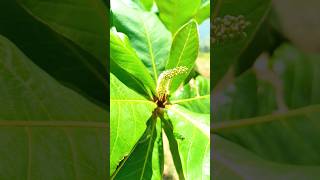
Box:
0;0;108;179
213;0;320;179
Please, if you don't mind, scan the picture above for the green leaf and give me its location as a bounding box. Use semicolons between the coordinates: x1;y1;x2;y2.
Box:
194;0;210;24
166;105;210;180
113;117;163;179
212;0;221;19
0;35;108;179
214;135;320;179
133;0;154;11
213;68;320;163
110;73;157;174
110;29;156;95
155;0;201;33
212;0;272;87
0;1;108;106
18;0;108;65
271;44;320;109
161;114;185;180
110;60;151;98
234;16;280;75
171;76;210;114
213;71;276;123
140;0;153;10
213;45;320;178
165;20;199;93
111;0;171;82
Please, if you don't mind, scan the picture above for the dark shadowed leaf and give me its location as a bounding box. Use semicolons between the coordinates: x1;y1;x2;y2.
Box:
18;0;108;65
0;35;108;179
214;135;320;180
213;45;320;178
212;0;272;87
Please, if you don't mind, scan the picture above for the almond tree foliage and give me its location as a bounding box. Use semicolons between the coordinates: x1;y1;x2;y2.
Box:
110;0;210;179
0;0;108;179
213;0;320;179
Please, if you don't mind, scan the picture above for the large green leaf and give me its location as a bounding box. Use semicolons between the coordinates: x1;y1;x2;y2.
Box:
0;1;108;106
214;135;320;180
0;35;107;179
112;117;163;179
133;0;154;11
110;29;155;95
155;0;201;33
213;45;320;178
166;105;210;180
165;20;199;93
110;73;157;175
18;0;108;65
171;76;210;114
110;60;151;98
212;0;272;87
194;0;210;24
111;0;171;82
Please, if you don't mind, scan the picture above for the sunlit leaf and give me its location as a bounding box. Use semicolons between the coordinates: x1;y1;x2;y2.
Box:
155;0;201;33
110;29;156;95
110;73;156;174
166;105;210;180
111;0;171;81
166;20;199;93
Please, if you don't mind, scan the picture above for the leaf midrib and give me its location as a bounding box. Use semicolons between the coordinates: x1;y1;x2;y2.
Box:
176;25;192;67
166;23;192;69
0;120;107;128
212;104;320;133
171;95;210;104
138;14;158;83
139;117;157;180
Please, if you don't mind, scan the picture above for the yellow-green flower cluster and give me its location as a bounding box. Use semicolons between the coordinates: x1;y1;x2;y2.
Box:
212;15;250;44
156;66;188;101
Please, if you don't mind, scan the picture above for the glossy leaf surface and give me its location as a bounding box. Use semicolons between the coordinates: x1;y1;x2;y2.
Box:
113;117;163;179
111;0;171;81
171;76;210;114
166;20;199;93
166;105;210;180
110;73;157;174
155;0;201;33
110;30;155;94
195;0;210;24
